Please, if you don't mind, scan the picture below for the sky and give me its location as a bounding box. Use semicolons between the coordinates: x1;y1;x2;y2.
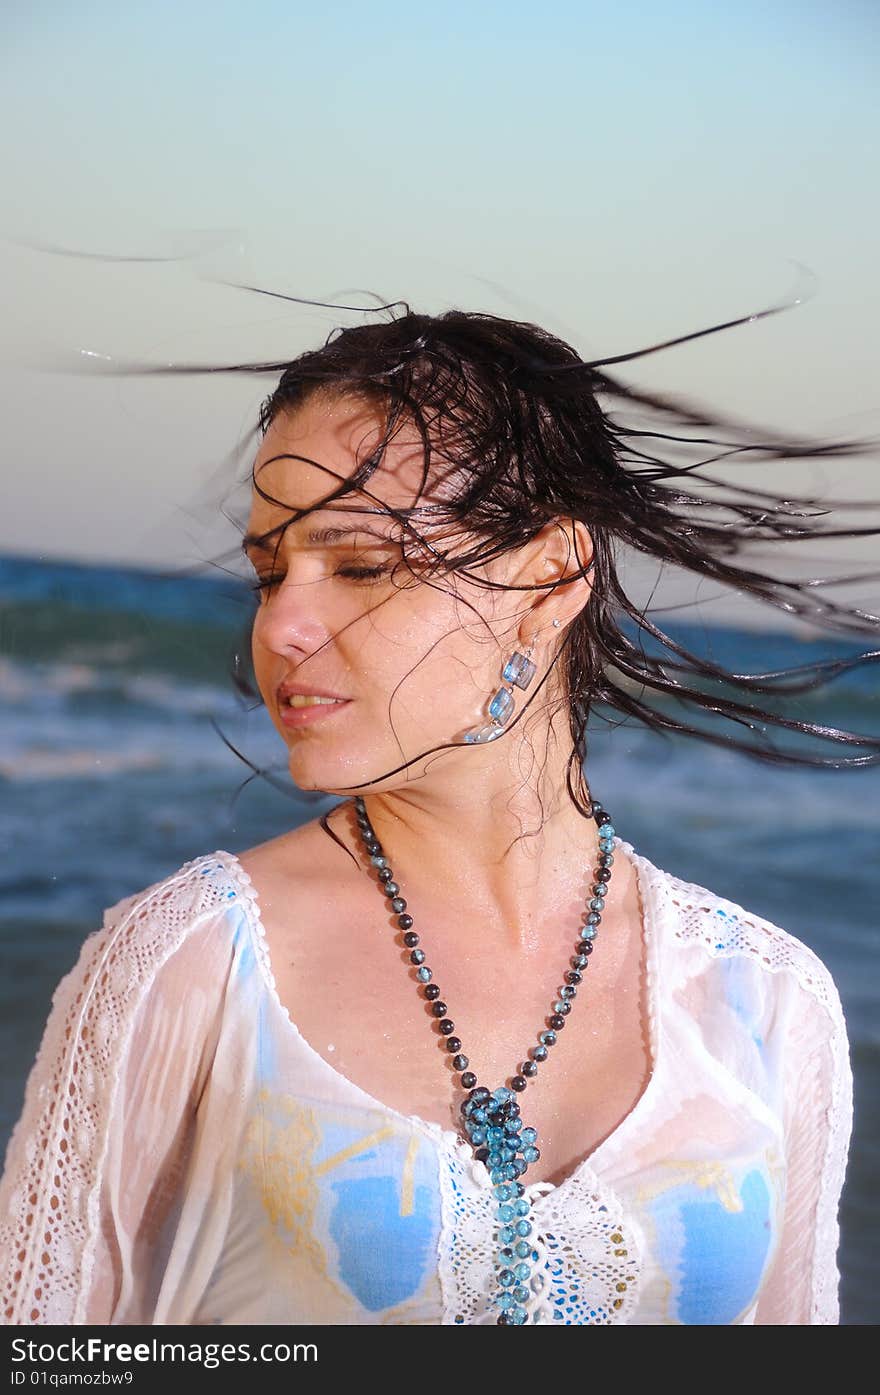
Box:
1;0;878;631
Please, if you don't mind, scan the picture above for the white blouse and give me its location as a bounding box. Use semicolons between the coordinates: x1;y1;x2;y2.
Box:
0;838;854;1325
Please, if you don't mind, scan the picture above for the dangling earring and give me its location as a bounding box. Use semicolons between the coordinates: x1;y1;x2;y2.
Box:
461;639;538;744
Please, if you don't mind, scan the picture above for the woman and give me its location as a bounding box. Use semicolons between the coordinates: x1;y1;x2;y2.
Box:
0;304;874;1325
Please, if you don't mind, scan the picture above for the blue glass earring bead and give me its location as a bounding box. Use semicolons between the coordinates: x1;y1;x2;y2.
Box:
463;723;506;744
502;650;537;690
488;686;515;725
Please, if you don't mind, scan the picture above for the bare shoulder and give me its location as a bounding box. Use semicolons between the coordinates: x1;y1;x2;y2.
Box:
235;803;359;901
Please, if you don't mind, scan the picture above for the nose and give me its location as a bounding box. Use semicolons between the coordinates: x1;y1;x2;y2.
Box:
253;579;330;659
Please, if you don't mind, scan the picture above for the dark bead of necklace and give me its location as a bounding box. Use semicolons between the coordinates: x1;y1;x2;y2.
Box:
353;793;617;1325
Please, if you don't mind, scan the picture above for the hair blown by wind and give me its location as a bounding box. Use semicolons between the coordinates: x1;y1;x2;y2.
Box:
75;284;880;820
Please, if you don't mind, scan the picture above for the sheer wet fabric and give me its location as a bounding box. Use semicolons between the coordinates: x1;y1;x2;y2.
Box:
0;840;853;1325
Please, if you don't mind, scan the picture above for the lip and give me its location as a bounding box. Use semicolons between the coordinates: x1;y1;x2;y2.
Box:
277;681;349;703
278;697;352;728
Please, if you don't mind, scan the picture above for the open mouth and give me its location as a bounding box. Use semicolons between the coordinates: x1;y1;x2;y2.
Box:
278;698;352;727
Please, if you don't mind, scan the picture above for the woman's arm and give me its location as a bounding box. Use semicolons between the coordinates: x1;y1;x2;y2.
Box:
0;883;226;1325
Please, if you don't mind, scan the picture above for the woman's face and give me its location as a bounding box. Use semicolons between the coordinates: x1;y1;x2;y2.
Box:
244;392;548;797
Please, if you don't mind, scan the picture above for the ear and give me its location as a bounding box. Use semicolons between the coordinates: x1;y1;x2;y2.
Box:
517;518;595;631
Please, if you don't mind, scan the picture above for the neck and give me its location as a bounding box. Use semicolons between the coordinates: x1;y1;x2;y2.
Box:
352;720;606;955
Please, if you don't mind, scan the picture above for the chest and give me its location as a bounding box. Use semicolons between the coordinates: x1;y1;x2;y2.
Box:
238;846;653;1189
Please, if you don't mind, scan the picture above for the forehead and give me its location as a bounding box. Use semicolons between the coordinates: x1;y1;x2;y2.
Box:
249;394;430;527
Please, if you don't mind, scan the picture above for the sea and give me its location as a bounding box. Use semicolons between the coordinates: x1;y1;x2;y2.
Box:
0;551;877;1323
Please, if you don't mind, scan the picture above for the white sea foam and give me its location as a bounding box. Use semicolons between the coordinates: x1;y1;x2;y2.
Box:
0;748;165;779
0;655;237;714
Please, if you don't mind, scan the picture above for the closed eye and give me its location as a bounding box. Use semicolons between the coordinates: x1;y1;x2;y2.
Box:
250;561;391;595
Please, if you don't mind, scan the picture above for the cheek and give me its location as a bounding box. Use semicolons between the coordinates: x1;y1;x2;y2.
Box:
249;623;284;703
370;622;487;717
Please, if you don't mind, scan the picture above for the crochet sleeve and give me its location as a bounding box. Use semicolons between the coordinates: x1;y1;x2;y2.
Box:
753;951;855;1325
0;879;228;1325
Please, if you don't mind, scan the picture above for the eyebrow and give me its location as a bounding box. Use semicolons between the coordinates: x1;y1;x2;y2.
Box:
241;522;399;554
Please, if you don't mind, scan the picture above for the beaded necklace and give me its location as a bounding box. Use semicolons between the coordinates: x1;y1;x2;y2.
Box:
352;793;617;1325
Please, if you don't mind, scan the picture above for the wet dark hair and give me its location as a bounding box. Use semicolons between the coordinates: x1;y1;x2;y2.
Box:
76;283;880;837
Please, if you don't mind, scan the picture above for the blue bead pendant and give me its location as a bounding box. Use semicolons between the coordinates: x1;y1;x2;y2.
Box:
461;1085;542;1324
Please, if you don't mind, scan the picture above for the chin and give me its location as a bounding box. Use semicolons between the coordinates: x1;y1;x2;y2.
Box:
284;748;374;793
